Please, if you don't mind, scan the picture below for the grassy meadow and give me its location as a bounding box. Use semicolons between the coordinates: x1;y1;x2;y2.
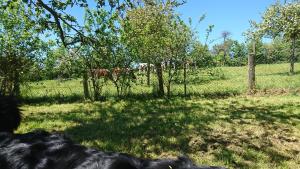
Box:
19;63;300;169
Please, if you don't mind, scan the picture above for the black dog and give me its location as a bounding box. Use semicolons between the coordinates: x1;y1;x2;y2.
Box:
0;96;226;169
0;96;21;133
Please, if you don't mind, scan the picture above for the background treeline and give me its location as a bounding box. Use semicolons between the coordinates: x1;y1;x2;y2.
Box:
37;37;299;80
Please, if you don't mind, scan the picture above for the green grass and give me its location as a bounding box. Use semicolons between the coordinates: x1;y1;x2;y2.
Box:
18;63;300;168
21;63;300;101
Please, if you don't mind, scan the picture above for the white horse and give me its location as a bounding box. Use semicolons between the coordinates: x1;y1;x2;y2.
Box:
138;63;154;73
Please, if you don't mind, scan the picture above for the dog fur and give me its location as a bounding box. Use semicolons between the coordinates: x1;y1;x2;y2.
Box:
0;95;21;133
0;95;226;169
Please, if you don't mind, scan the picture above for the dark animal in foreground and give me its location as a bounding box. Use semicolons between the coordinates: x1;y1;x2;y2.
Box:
0;96;21;133
0;95;226;169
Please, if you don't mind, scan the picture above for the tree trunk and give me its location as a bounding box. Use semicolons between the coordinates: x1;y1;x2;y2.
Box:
82;71;90;99
116;84;120;97
248;41;256;94
91;79;100;100
223;37;226;66
290;37;296;74
223;51;226;66
155;63;164;96
167;61;172;97
0;78;8;96
12;71;20;97
183;61;187;97
90;70;100;101
147;62;151;86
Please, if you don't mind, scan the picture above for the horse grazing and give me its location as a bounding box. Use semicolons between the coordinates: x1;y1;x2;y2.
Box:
90;69;111;79
90;68;136;82
138;63;154;73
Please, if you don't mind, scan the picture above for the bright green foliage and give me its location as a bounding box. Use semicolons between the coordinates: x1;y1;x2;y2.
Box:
212;40;234;65
211;39;248;66
257;1;300;73
43;47;75;79
122;0;190;64
21;63;300;99
259;2;300;40
122;3;174;64
164;17;192;96
84;8;126;68
166;18;192;62
122;1;191;95
2;0;132;47
262;37;290;64
229;41;248;66
0;0;45;95
84;8;137;97
190;42;215;67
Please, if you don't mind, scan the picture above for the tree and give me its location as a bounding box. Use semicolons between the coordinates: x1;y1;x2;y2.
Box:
84;8;136;98
0;0;136;99
44;47;74;79
212;39;234;66
262;37;290;64
165;19;192;97
258;1;300;74
188;18;214;68
190;42;214;68
122;1;183;96
230;41;248;66
121;6;154;86
221;31;231;65
0;1;45;96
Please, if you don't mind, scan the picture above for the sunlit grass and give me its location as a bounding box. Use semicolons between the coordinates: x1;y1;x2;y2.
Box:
18;95;300;169
18;63;300;168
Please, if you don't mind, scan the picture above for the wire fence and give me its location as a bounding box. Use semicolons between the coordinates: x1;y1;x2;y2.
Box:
20;63;300;103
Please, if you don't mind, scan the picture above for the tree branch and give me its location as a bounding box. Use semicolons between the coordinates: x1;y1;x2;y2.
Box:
36;0;87;47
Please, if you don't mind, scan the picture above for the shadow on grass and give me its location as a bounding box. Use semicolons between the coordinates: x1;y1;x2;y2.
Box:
21;94;84;105
258;70;300;76
121;90;240;101
23;98;300;168
21;89;242;105
206;102;300;168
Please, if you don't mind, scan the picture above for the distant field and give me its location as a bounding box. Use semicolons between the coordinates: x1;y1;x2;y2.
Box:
19;63;300;169
21;63;300;101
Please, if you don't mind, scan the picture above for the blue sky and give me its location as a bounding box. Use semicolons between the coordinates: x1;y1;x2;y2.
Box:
177;0;282;46
64;0;284;47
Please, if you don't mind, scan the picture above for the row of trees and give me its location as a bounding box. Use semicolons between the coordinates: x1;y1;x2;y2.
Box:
0;0;195;98
0;0;299;98
214;36;300;66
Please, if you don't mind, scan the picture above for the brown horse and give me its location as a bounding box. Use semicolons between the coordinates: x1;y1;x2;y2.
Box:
90;68;136;80
90;69;110;79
